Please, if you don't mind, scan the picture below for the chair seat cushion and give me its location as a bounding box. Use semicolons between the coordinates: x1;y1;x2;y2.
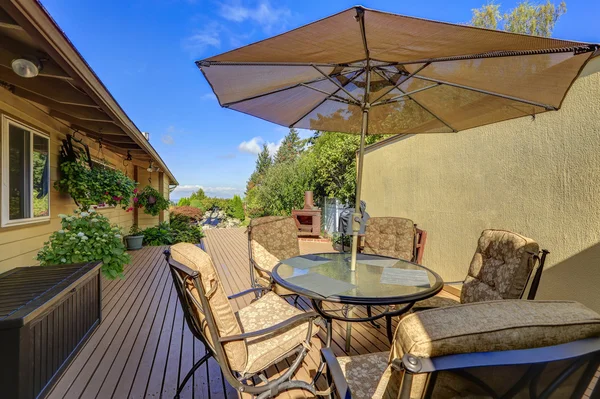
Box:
412;295;460;310
237;292;317;375
394;300;600;360
337;351;390;398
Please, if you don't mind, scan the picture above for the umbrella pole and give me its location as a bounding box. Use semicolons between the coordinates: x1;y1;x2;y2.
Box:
350;105;369;271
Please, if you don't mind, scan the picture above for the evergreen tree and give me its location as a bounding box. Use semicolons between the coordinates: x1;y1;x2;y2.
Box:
274;129;303;164
246;144;272;193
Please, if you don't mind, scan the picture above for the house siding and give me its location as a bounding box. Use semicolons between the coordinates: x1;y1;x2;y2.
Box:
361;62;600;312
0;88;164;274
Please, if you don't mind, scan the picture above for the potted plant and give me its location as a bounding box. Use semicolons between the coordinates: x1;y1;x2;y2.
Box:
124;224;144;250
134;186;170;216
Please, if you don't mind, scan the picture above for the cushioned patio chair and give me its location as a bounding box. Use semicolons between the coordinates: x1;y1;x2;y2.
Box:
414;229;549;310
164;243;319;399
363;217;427;264
322;300;600;398
248;216;302;299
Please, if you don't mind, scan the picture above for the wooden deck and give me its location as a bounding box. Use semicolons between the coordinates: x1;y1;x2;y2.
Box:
45;228;597;398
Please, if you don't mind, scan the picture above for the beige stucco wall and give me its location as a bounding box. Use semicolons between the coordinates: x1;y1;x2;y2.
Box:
362;61;600;312
0;88;165;273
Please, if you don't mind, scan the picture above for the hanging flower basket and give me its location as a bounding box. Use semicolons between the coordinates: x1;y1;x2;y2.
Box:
133;186;169;216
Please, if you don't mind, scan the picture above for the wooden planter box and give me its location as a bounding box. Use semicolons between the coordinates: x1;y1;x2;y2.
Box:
0;261;102;399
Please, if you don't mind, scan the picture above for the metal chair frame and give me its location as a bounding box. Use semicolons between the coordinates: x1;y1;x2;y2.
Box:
322;337;600;398
164;249;319;399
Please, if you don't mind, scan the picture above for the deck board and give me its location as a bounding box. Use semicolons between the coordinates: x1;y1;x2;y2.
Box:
54;228;594;399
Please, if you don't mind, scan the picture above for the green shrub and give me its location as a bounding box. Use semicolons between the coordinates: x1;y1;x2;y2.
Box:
36;209;130;279
189;199;204;210
228;195;245;219
141;222;173;246
142;214;204;246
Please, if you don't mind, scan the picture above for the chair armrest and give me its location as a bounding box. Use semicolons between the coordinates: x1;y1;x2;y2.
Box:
219;311;319;342
164;251;199;278
321;348;350;399
409;337;600;374
445;281;463;285
250;258;274;277
228;287;271;300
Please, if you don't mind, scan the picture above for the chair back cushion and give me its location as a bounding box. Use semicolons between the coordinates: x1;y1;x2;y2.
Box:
461;229;539;303
170;243;247;371
363;217;415;261
392;300;600;360
248;216;300;273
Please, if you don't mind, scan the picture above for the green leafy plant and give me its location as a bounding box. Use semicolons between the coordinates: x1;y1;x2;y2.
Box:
134;186;170;216
141;222;174;246
228;195;245;220
54;157;135;209
36;209;130;279
141;214;205;246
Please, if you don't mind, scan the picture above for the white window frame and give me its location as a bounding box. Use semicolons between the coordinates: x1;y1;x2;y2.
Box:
1;115;51;227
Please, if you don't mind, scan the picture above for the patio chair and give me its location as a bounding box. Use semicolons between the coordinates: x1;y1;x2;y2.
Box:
414;229;549;310
164;243;320;399
362;217;427;264
247;216;300;297
321;300;600;398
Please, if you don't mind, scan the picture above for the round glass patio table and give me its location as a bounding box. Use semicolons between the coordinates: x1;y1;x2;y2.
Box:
272;252;443;348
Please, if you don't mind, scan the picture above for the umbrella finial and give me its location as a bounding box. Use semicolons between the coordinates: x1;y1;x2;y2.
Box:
354;6;365;21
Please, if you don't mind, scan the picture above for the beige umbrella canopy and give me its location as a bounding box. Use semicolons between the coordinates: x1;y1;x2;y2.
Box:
196;6;599;270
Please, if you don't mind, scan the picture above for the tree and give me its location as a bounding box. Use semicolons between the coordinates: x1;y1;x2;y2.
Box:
229;195;245;220
246;144;272;193
274;129;304;164
189;188;206;201
177;197;191;206
470;1;566;37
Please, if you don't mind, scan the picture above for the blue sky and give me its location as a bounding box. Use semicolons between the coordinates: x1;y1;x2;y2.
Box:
40;0;600;200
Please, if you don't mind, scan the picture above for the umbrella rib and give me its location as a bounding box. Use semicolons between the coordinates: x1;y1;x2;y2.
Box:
219;69;362;107
370;62;431;104
410;74;557;110
300;84;359;105
288;70;365;129
374;69;458;132
372;83;441;107
313;65;362;104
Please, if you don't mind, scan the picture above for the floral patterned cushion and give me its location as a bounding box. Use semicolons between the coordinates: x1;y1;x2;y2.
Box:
249;216;300;262
461;230;539;303
337;351;390;398
363;217;415;261
237;292;317;375
392;300;600;360
170;243;247;372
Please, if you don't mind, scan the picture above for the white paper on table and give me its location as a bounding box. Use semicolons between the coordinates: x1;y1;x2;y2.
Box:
380;268;431;287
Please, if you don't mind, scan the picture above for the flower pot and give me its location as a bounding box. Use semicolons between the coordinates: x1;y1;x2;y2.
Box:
125;235;144;250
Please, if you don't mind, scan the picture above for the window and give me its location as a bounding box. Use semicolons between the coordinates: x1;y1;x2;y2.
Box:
1;116;50;227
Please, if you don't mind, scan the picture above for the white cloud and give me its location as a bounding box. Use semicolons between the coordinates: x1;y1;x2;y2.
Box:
238;136;282;155
182;22;222;56
161;134;174;145
238;136;263;154
219;1;291;33
172;184;243;199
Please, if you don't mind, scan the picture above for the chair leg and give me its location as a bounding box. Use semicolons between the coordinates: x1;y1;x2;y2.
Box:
367;306;380;328
174;352;212;399
386;315;394;343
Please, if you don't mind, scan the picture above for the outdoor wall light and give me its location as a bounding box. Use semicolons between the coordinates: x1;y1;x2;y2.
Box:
11;57;42;78
147;161;154;172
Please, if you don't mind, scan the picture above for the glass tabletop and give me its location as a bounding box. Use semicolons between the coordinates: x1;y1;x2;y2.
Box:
272;252;443;305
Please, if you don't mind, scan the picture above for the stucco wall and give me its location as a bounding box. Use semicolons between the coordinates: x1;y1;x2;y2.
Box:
362;62;600;312
0;88;164;273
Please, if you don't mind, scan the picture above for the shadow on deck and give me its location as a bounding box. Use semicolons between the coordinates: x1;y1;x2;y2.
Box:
46;228;458;398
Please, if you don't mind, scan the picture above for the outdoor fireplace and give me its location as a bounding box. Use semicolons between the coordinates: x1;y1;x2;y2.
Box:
292;191;321;237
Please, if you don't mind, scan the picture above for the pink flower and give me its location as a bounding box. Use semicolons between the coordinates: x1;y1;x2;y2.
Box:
126;207;133;212
133;197;138;203
105;191;109;195
133;188;138;194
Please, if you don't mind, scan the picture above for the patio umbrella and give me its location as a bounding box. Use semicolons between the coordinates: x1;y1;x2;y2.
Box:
195;6;599;271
